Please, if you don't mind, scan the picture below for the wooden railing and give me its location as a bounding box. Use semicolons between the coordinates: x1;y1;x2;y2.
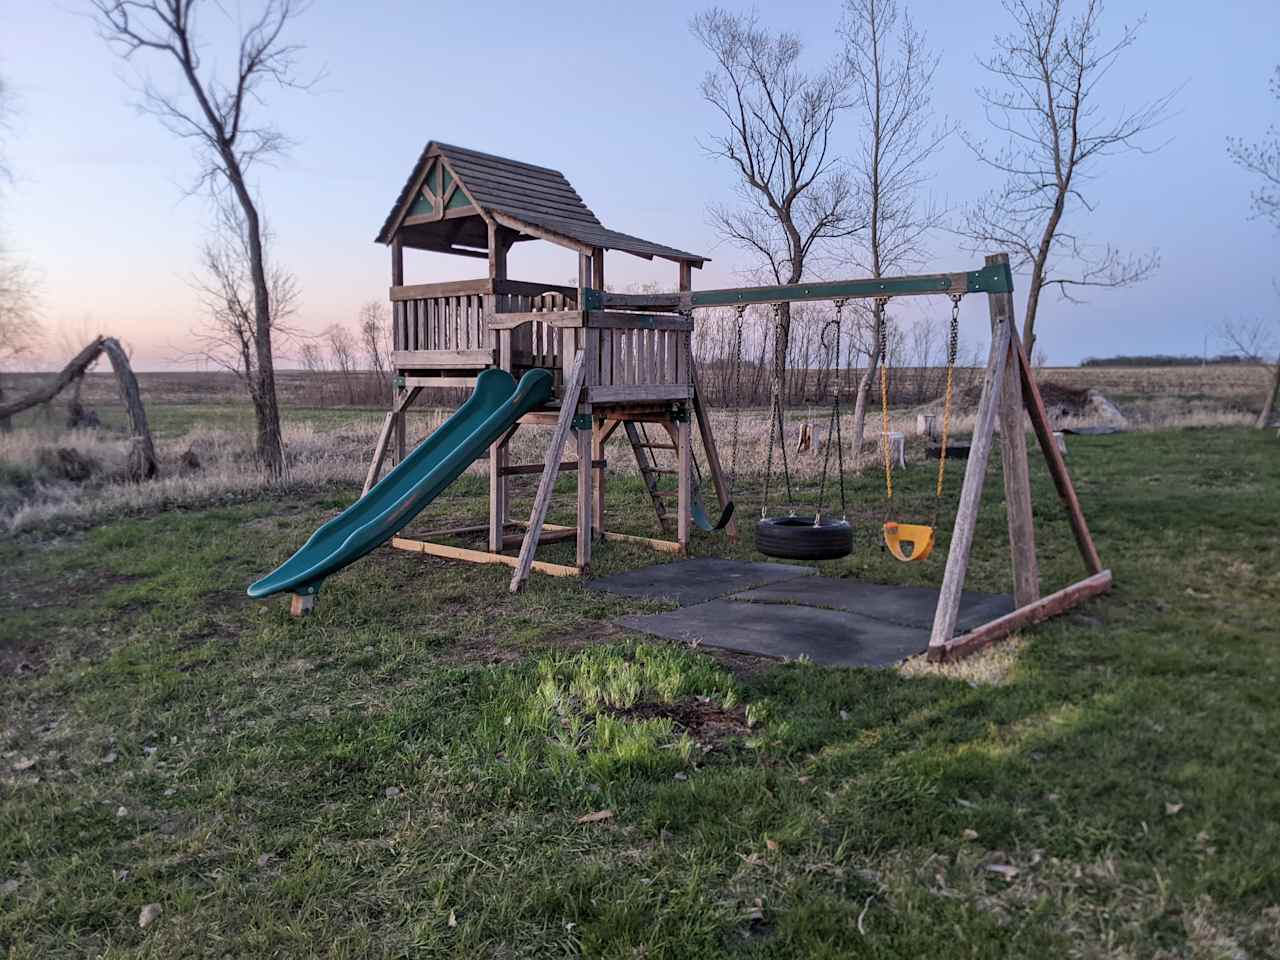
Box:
587;313;693;400
389;279;578;360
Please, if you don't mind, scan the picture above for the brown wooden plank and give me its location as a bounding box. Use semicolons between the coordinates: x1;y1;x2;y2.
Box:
493;278;579;300
390;279;493;301
928;570;1114;662
677;417;691;554
588;384;693;403
577;425;593;569
1011;327;1105;575
391;349;493;369
983;255;1040;608
393;536;580;578
584;312;693;331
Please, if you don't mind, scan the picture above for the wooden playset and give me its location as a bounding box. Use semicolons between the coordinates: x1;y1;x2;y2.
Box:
263;141;1112;662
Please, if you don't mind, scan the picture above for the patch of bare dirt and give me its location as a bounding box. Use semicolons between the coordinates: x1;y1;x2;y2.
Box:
603;696;750;745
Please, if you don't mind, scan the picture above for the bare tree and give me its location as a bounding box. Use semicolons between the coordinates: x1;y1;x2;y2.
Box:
1220;307;1280;429
0;71;41;431
325;323;358;406
958;0;1174;354
692;8;862;392
189;199;300;430
298;340;328;407
841;0;949;464
358;301;390;403
91;0;313;476
1228;66;1280;230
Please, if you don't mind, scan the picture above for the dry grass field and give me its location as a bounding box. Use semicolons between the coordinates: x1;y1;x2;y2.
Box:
0;363;1271;534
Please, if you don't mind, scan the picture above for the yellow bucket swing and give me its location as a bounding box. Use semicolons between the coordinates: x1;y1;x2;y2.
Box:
879;295;961;563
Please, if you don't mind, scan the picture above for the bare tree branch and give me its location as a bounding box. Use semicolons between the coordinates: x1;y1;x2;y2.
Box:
956;0;1175;351
1227;65;1280;229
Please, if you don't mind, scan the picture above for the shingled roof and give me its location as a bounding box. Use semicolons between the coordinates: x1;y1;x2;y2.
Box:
376;142;707;266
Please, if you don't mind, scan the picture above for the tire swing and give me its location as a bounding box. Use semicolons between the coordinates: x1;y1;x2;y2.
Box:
756;300;854;562
880;294;961;563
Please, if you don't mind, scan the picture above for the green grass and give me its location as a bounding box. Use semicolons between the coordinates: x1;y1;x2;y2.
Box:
2;429;1279;958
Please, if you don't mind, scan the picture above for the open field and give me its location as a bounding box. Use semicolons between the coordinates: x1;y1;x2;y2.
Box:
1;362;1271;533
3;425;1280;957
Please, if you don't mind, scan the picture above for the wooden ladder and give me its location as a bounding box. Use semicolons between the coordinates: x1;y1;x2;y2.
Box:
624;420;679;532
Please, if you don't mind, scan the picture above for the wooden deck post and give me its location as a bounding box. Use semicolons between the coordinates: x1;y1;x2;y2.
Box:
987;254;1039;607
489;429;509;553
592;416;607;537
928;308;1013;652
677;413;691;555
577;423;593;569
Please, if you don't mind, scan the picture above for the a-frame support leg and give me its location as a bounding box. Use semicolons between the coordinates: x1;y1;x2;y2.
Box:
1010;326;1104;575
677;414;691;555
363;386;421;495
689;360;739;542
927;302;1013;653
510;353;586;593
986;254;1040;607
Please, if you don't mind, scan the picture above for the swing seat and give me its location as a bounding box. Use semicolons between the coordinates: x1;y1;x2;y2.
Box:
756;516;853;561
883;521;935;563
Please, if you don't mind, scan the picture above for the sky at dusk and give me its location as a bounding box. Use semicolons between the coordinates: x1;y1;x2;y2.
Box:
2;0;1277;369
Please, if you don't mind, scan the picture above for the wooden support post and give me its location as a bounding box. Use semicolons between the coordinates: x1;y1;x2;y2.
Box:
363;412;396;496
677;414;691;555
391;234;404;286
510;352;586;593
489;429;509;553
987;254;1039;607
592;416;607;538
689;359;739;542
576;423;593;569
394;389;407;465
290;593;315;617
928;309;1013;651
1011;327;1105;575
927;569;1113;662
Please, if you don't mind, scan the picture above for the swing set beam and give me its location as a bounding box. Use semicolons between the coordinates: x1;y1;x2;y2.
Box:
582;262;1013;311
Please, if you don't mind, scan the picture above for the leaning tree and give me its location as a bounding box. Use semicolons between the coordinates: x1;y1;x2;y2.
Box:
91;0;313;477
959;0;1175;355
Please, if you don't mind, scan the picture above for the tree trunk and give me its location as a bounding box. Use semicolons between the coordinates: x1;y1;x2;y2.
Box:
1258;356;1280;429
100;337;158;480
848;302;886;472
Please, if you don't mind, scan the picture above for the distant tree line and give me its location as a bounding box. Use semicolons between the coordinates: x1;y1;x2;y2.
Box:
1080;354;1263;368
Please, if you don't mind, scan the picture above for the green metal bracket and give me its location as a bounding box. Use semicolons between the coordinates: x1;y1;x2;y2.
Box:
583;287;606;311
670;404;691;424
965;262;1015;295
571;414;593;432
394;375;406;389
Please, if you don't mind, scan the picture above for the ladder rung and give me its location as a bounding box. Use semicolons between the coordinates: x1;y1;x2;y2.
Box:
636;442;677;451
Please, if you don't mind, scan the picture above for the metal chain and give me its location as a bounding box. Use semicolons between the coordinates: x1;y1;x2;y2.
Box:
727;303;746;496
816;299;847;523
931;295;962;525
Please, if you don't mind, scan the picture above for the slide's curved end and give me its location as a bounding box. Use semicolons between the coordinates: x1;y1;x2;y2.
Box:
246;367;554;601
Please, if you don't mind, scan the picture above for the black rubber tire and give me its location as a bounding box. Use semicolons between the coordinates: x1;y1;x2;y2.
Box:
755;515;853;561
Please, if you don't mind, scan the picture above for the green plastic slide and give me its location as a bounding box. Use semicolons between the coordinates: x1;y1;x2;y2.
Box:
247;367;554;600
